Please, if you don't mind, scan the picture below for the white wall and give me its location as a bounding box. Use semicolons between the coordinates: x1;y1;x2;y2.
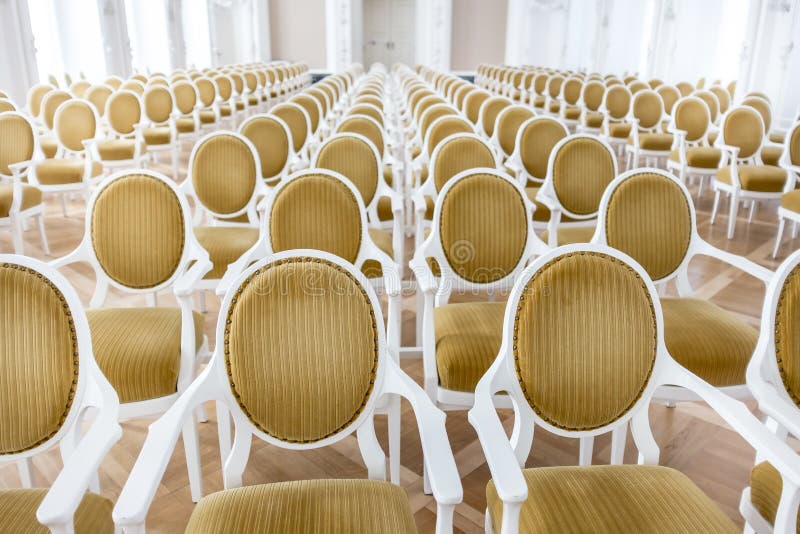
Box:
451;0;507;71
270;0;327;67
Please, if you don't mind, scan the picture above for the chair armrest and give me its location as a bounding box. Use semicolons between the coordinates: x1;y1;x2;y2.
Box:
409;256;437;295
412;191;428;215
383;357;462;506
8;160;37;175
694;239;772;285
716;143;741;158
174;256;213;297
50;243;92;270
754;379;800;440
215;239;267;297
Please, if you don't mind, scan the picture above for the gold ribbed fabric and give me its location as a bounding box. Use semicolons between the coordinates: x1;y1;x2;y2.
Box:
362;228;393;279
465;92;490;124
514;252;656;430
194;226;259;279
661;298;756;386
519;119;567;179
185;480;415;534
605;86;631;119
26;85;52;118
172;82;197;115
669;147;721;168
214;76;233;101
176;118;196;133
315;136;379;205
0;114;35;175
658;86;680;114
695;91;719;122
41;91;71;130
480;98;510;137
86;86;113;117
775;264;800;407
723;108;763;159
420;107;454;141
240;117;290;180
710;86;731;114
272;104;308;153
196;78;216;108
487;466;738;533
432;137;495;192
633;91;662;129
604;172;691;280
224;258;378;442
761;146;782;167
439;173;527;283
96;139;144;160
743;97;772;132
192;134;257;215
750;461;800;529
91;174;185;289
497;107;534;156
636;132;673;150
270;173;361;264
434;302;505;392
143;127;171;145
716;165;786;192
35;160;103;185
0;101;15;113
55;101;96;152
0;185;42;217
552;137;616;216
426;117;472;155
781;190;800;213
349;105;383;126
0;489;114;534
293;95;320;132
143;86;173;123
107;92;140;134
563;79;582;104
337;116;384;156
0;264;78;454
583;82;605;111
675;99;709;142
790;125;800;166
87;307;204;403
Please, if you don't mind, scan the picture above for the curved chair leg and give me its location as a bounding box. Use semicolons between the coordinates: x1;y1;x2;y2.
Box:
774;217;786;258
182;417;203;502
11;216;24;255
610;424;627;464
710;190;721;224
793;221;799;239
388;395;401;484
60;194;68;217
217;401;232;469
727;191;739;239
748;199;757;223
579;436;594;465
17;457;33;487
37;214;50;256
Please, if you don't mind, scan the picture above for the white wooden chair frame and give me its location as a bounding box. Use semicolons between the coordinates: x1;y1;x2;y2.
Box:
624;89;672;170
772;121;800;258
273;102;313;168
490;104;534;164
140;86;181;181
505;116;569;186
86;89;149;180
666;96;718;199
238;113;295;186
598;86;633;159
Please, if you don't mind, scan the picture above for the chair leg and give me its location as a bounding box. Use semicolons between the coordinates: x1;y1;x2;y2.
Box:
172;146;180;181
610;425;627;465
181;417;203;502
774;217;786;258
60;194;68;217
17;458;33;487
217;401;232;469
579;436;594;466
710;190;721;224
793;221;799;239
37;214;50;256
11;216;24;255
727;191;739;239
197;290;207;313
748;199;757;223
388;395;401;484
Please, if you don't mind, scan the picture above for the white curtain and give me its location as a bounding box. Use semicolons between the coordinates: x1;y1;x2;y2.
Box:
125;0;172;74
183;0;213;69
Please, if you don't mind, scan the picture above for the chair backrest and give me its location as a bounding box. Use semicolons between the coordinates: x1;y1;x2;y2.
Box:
627;80;649;94
189;132;260;219
426;116;473;156
41;90;72;130
742;95;772;134
603;85;632;121
85;85;113;117
103;76;122;90
709;85;731;114
656;85;680;116
786;121;800;167
106;90;142;136
195;77;217;108
143;86;174;125
676;81;694;97
418;104;455;142
27;84;53;118
631;90;664;130
720;106;764;160
291;94;321;134
672;96;710;144
348;104;384;126
172;81;198;116
271;103;309;154
547;134;617;218
479;97;511;137
516;116;569;182
582;81;605;112
648;79;664;89
546;75;564;100
337;115;385;157
214;75;233;101
0;99;14;113
495;105;535;158
120;80;145;95
239;114;292;183
692;90;720;124
313;133;381;207
0;112;37;177
561;77;583;106
54;99;97;153
428;133;497;193
464;91;490;124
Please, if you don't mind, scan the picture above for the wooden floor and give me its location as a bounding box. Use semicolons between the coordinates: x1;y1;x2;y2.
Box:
0;152;798;533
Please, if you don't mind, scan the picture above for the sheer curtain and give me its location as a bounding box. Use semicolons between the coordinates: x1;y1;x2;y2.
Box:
124;0;171;74
183;0;212;69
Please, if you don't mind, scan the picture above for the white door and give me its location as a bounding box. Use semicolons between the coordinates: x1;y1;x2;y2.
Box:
363;0;415;67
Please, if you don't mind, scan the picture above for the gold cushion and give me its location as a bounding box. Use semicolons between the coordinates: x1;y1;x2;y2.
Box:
219;104;232;117
235;101;245;111
143;127;172;145
487;465;737;533
662;298;757;386
40;137;58;159
383;165;393;186
769;132;786;144
669;147;722;168
35;159;103;185
199;110;216;124
194;226;260;279
176;118;196;133
540;225;596;245
761;146;783;167
410;145;421;159
0;184;42;217
434;302;506;392
607;123;632;138
0;489;114;534
716;165;787;193
87;307;205;403
563;107;581;120
584;111;604;128
548;102;561;113
708;131;718;145
750;461;800;528
185;480;415;534
96;139;145;161
637;132;673;150
361;228;393;278
781;190;800;213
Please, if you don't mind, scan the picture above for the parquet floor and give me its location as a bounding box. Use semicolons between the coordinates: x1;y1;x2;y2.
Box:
0;151;797;533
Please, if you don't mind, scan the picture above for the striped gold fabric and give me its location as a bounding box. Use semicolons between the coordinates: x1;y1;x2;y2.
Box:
658;86;680;115
633;91;662;129
464;91;490;124
774;263;800;407
0;185;41;217
42;91;71;130
743;97;772;132
337;116;384;156
605;86;631;119
519;119;567;179
434;302;505;392
432;137;495;192
107;91;140;134
0;264;78;454
420;106;454;141
361;228;393;279
172;82;197;115
55;101;96;152
0;488;114;534
750;461;800;529
292;95;320;133
583;81;605;111
185;480;415;534
513;252;656;430
552;137;615;216
497;106;534;156
192;134;257;216
723;107;762;160
240;117;290;180
426;117;472;156
87;307;204;403
695;91;719;123
487;466;738;533
716;165;786;192
315;136;379;205
224;257;378;442
790;124;800;166
272;104;307;153
349;105;383;126
604;172;691;280
761;146;782;167
439;173;527;283
91;174;185;289
0;114;35;175
661;298;756;386
195;78;216;108
27;85;52;118
35;160;102;185
270;173;362;264
675;98;709;142
480;98;510;137
194;227;259;279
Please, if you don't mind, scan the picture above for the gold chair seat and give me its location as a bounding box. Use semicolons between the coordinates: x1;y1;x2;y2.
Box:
716;165;787;193
176;118;196;133
607;123;632;138
0;184;42;217
761;146;783;167
235;101;245;111
0;488;114;534
533;96;545;108
40;137;58;159
87;307;204;403
563;107;581;120
248;96;259;106
540;225;596;246
199;110;216;124
96;139;145;161
548;102;561;113
487;465;737;533
769;131;786;144
583;112;604;128
410;145;421;159
185;479;416;534
195;226;259;279
383;165;393;186
708;131;719;145
35;159;103;185
143;127;172;146
669;147;722;168
634;133;673;150
662;298;757;386
750;461;799;528
782;190;800;213
434;302;506;392
361;228;394;278
219;105;232;117
525;187;578;223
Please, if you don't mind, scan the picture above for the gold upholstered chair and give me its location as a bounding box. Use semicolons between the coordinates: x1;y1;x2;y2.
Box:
507;116;569;193
141;85;180;180
599;84;633;159
172;80;202;146
0;254;122;532
491;105;535;165
469;243;799;534
114;249;460;533
666;96;722;197
238;114;294;187
535;134;618;247
624;89;673;169
51;169;214;504
711;106;789;239
476;96;512;142
743;95;782;167
25;83;54;127
38;89;72;159
271;102;311;167
577;79;605;134
85;84;114;120
89;90;148;176
558;76;584;131
772;121;800;258
740;249;800;532
195;76;220;132
212;74;236;129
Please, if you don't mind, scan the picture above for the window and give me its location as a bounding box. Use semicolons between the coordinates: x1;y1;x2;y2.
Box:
125;0;171;74
183;0;212;68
